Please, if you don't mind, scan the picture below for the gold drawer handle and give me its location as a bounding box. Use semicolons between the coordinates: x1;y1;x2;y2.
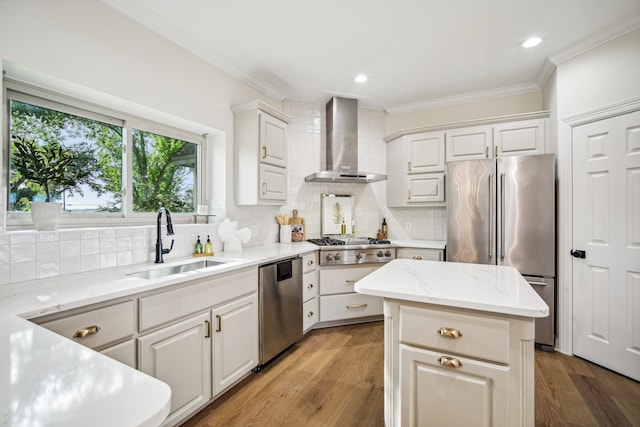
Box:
73;325;100;339
307;260;314;265
412;255;423;260
307;283;314;289
346;304;368;309
204;320;211;338
345;280;358;284
262;146;267;159
437;327;463;338
216;315;222;332
438;356;463;368
307;311;314;317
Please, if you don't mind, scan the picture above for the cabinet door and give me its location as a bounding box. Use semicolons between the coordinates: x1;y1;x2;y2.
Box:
259;163;287;202
320;265;380;295
446;125;493;162
406;131;445;173
101;338;136;369
407;173;445;203
212;293;259;396
400;345;509;427
303;297;319;332
493;119;545;157
260;113;287;167
139;312;211;426
303;269;319;303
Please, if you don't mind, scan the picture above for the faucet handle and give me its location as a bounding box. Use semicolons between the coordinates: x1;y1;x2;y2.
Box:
162;239;175;255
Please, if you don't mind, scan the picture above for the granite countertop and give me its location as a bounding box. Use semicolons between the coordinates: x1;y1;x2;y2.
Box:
354;259;548;318
0;242;317;427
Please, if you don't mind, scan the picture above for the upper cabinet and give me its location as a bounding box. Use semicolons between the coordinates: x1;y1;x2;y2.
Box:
446;118;546;162
387;131;446;207
232;101;290;205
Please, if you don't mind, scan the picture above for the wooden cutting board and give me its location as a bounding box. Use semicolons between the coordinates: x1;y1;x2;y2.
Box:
291;210;306;241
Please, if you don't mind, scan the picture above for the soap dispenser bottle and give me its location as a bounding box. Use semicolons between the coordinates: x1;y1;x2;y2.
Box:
194;235;203;254
204;235;214;255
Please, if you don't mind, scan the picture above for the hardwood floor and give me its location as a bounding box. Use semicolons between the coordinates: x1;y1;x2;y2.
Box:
182;321;640;427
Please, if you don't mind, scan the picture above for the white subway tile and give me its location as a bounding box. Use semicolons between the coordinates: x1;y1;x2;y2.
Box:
37;261;60;279
11;261;36;283
81;239;99;255
60;257;82;275
60;240;81;258
10;244;36;263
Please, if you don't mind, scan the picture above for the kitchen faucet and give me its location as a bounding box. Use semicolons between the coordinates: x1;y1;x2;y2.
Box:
155;207;175;263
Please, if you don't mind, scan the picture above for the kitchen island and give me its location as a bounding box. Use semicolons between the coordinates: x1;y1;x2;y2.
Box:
354;259;548;427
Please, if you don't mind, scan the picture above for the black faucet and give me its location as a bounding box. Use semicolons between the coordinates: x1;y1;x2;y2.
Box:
155;207;175;263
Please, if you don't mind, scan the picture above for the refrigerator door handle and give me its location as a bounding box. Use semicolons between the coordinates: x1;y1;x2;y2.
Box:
500;173;505;258
488;173;494;258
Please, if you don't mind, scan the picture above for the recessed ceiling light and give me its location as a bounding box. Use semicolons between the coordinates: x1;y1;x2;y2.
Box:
522;37;542;48
355;74;368;83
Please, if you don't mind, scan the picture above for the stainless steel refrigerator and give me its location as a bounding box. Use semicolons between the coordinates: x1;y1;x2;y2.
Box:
446;153;556;350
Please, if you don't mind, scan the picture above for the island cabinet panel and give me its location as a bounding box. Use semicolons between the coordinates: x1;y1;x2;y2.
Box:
101;338;136;368
399;304;510;364
400;345;510;427
385;300;535;427
396;247;444;261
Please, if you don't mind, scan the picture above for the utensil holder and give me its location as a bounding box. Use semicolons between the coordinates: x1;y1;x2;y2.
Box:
279;225;292;243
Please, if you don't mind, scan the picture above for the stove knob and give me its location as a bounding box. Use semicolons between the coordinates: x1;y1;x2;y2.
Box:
356;253;364;260
335;253;341;260
326;254;334;261
377;250;384;258
384;250;391;257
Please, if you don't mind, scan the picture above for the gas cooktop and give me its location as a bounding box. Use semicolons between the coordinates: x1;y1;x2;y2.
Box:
307;236;391;246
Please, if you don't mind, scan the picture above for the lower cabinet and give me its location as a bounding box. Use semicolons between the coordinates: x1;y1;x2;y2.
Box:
138;312;212;427
212;293;259;396
101;338;136;368
396;247;444;261
319;265;382;324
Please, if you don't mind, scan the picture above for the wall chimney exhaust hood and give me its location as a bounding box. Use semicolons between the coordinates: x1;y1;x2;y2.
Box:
305;97;386;184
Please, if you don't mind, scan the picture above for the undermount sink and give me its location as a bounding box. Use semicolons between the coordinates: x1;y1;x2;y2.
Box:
127;260;229;280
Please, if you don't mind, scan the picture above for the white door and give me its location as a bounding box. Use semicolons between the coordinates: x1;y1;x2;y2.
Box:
572;110;640;381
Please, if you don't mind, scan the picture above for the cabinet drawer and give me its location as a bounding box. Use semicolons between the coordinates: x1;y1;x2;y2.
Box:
320;293;383;322
302;251;318;273
101;338;137;369
399;304;510;364
40;300;136;350
397;248;443;261
139;268;256;332
319;265;379;295
303;298;319;332
303;270;319;302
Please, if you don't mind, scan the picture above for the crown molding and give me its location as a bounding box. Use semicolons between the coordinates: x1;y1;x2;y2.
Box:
384;82;541;115
548;15;640;65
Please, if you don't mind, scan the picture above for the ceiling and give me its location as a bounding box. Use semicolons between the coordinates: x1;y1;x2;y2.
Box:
101;0;640;112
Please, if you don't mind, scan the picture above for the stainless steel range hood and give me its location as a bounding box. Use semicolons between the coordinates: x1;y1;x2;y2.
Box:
305;97;386;183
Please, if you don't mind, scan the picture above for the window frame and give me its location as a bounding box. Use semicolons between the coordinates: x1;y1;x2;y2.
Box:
3;79;205;229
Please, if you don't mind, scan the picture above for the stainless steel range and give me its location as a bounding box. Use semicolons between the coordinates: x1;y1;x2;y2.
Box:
307;237;396;266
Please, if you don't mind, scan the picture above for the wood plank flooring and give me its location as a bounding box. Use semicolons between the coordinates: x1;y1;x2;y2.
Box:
182;321;640;427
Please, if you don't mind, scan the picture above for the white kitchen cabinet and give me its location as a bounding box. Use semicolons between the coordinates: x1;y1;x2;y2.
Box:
319;265;382;324
212;292;259;396
232;101;290;205
386;300;534;427
138;311;212;427
396;247;444;261
302;251;319;332
445;119;546;162
101;338;136;368
387;131;446;207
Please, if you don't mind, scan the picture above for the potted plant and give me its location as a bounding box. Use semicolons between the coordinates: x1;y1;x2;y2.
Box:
12;136;97;230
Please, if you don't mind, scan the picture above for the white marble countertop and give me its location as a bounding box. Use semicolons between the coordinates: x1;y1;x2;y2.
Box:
0;242;317;426
391;239;446;250
355;259;548;318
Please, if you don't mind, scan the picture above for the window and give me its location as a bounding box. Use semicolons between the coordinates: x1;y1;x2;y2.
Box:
5;82;203;227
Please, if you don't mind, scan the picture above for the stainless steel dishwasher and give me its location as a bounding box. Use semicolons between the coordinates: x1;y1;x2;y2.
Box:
257;256;302;368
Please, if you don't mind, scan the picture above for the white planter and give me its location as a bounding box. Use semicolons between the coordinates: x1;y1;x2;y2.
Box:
31;202;62;230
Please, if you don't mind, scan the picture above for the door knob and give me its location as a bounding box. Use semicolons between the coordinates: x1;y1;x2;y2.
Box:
570;249;586;259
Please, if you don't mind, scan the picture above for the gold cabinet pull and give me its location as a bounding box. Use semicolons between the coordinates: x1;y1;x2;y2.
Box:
346;304;368;309
437;327;463;338
307;259;314;266
73;325;100;339
215;315;222;332
262;182;267;195
345;279;358;284
407;161;411;172
438;356;463;368
495;145;498;157
485;146;489;157
204;320;211;338
307;283;314;289
262;146;267;159
408;190;411;200
307;311;314;317
412;255;423;260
